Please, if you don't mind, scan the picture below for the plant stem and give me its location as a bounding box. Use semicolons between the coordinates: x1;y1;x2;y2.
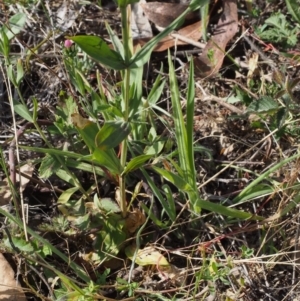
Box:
119;5;133;217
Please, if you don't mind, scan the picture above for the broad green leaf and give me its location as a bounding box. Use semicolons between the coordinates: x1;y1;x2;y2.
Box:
56;169;78;187
122;154;153;175
94;195;121;213
39;154;61;179
65;158;105;176
13;100;33;122
71;113;99;151
144;140;165;156
67;35;126;70
4;237;34;253
3;13;27;40
57;187;80;205
94;214;126;257
247;96;278;114
92;148;122;174
95;120;131;150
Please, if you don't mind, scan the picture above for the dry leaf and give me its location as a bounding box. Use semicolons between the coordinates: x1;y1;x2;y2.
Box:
125;209;146;233
140;2;198;28
194;0;238;78
131;0;153;39
71;113;92;128
134;20;202;52
55;0;80;32
159;264;187;286
126;245;169;266
0;254;26;300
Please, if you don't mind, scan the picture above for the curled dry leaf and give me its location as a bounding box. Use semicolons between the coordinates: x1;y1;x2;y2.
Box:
126;245;169;266
125;209;146;233
0;254;26;300
140;2;198;28
194;0;238;78
134;20;202;52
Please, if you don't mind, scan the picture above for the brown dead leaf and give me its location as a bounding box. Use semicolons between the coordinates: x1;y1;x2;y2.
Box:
125;209;146;233
134;20;202;52
194;0;238;78
140;2;198;28
0;254;26;300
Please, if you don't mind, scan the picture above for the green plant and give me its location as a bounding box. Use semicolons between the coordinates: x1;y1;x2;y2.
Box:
255;12;298;47
1;1;282;300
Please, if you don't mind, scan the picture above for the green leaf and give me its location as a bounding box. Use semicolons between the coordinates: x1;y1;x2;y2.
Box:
123;154;153;175
92;148;122;174
194;198;264;220
16;59;24;85
39;154;62;179
152;166;194;192
3;13;27;40
232;184;274;204
95;120;131;150
234;152;300;202
286;0;300;23
95;196;121;213
141;168;177;222
67;35;126;70
7;65;16;86
71;113;99;152
247;96;278;114
94;214;126;257
4;237;34;253
57;187;80;205
0;28;9;57
106;22;124;59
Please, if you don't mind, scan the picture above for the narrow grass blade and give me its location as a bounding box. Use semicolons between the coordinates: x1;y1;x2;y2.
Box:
234;152;300;202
